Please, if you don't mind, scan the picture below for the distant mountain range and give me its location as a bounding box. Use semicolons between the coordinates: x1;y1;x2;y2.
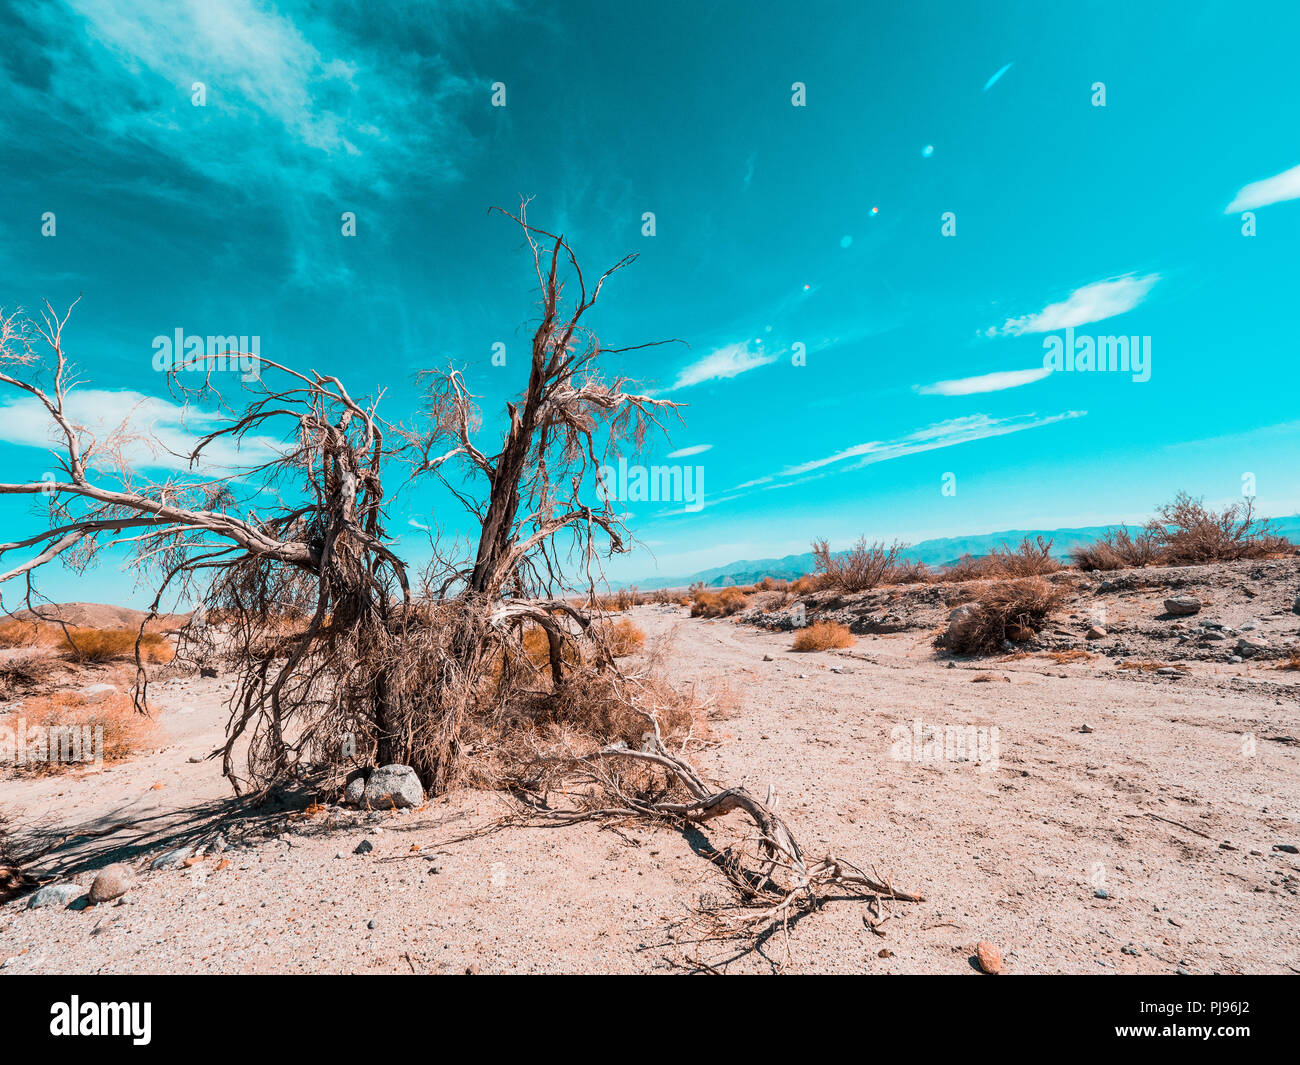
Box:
630;515;1300;590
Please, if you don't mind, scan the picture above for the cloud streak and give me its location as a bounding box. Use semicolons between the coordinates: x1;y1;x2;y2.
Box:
770;412;1086;483
917;367;1051;396
666;342;778;391
991;274;1158;336
1225;162;1300;212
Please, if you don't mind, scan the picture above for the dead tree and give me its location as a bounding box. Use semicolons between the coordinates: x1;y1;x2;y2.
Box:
0;211;916;954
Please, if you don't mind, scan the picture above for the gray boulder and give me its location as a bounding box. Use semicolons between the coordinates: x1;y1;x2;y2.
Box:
150;846;192;870
26;883;84;910
1163;595;1201;617
363;764;424;809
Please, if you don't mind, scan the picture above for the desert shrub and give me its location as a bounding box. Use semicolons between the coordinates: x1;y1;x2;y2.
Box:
988;536;1061;576
597;618;646;657
812;537;908;592
792;620;854;651
0;652;47;698
690;586;747;618
936;553;995;583
790;575;820;595
13;690;157;773
945;577;1065;654
1071;526;1159;570
59;627;173;664
0;619;72;650
1143;492;1290;564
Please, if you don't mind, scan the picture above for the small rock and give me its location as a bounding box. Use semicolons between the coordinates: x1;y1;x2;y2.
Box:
1121;943;1139;956
762;654;773;662
1086;625;1107;640
200;666;218;678
1094;887;1110;899
150;846;192;871
1274;844;1299;854
1229;655;1243;664
353;839;374;855
1079;724;1093;734
944;603;983;648
974;941;1003;974
1163;595;1201;617
26;883;84;910
465;964;482;975
1236;636;1270;657
367;918;378;929
88;864;134;904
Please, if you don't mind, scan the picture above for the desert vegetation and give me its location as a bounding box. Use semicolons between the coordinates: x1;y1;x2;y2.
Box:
1071;493;1288;570
792;620;854;652
941;577;1066;655
0;205;916;945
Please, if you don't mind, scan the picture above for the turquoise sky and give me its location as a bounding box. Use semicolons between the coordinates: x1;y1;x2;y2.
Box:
2;0;1298;607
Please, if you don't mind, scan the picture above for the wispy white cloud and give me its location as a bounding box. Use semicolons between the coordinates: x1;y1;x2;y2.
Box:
667;444;712;458
780;412;1086;478
917;367;1051;396
991;275;1159;336
666;341;778;391
0;387;282;475
1225;162;1300;212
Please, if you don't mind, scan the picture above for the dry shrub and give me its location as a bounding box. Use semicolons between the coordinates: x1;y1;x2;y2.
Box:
1274;650;1300;671
59;627;174;664
690;586;748;618
938;553;993;582
945;577;1065;654
1144;492;1289;564
11;690;157;773
792;620;854;651
0;619;55;649
598;618;646;657
1046;649;1096;663
1071;526;1159;571
812;537;907;592
790;575;821;595
0;652;48;698
988;536;1061;576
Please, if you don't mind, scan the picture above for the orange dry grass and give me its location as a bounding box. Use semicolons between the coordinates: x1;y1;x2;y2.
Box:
10;690;156;773
690;586;748;618
1118;659;1170;672
597;618;646;657
0;619;60;650
59;627;174;664
1046;649;1097;663
792;620;854;652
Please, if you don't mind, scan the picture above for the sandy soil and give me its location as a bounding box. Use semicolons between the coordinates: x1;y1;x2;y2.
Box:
2;567;1298;974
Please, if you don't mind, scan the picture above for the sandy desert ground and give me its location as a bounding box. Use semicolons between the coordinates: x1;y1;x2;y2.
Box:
2;559;1298;974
